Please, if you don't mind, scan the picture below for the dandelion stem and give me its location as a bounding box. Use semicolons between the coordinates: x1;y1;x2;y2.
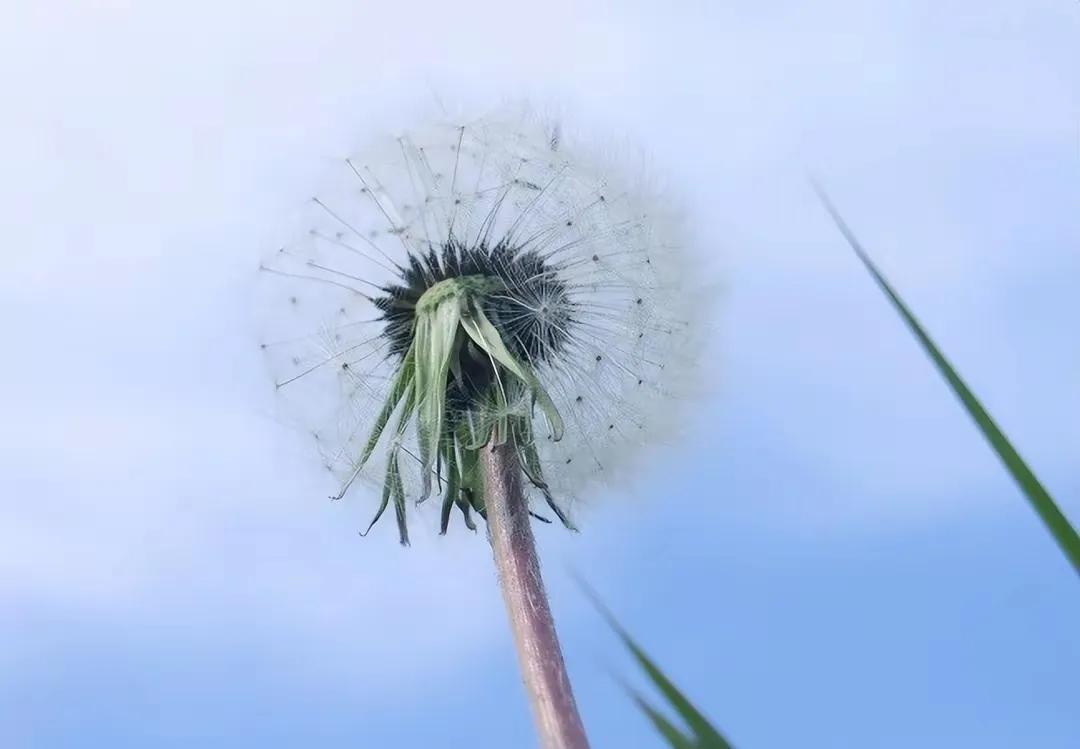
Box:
481;440;590;749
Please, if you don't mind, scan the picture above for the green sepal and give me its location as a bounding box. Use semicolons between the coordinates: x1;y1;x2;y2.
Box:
360;448;399;541
438;442;459;535
515;417;576;530
457;487;478;531
412;295;464;500
352;273;579;540
358;370;417;543
459;298;564;442
388;450;408;546
356;347;415;474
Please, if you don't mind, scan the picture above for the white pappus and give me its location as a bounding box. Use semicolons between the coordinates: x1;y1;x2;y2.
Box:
256;105;701;543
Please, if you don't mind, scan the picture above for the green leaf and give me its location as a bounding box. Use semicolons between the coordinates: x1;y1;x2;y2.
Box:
580;580;736;749
812;179;1080;577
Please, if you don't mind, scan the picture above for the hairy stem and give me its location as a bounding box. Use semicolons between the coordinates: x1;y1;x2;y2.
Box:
481;441;590;749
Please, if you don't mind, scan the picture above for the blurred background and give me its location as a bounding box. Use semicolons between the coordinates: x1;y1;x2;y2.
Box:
1;1;1078;746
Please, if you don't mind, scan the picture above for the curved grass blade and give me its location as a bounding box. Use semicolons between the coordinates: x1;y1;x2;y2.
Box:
579;579;735;748
628;689;697;749
811;179;1080;576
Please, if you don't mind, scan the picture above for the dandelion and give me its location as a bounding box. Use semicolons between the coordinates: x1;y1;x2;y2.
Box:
257;105;699;748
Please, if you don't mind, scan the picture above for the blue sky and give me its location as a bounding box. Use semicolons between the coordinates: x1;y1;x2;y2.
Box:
1;1;1078;747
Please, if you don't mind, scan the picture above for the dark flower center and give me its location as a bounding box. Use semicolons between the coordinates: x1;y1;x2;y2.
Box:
373;237;575;407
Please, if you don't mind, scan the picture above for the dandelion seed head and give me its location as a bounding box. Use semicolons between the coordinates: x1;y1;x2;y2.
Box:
256;104;704;534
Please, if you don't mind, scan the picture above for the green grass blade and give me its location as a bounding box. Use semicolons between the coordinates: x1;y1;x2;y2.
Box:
811;180;1080;576
580;580;736;748
627;689;698;749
